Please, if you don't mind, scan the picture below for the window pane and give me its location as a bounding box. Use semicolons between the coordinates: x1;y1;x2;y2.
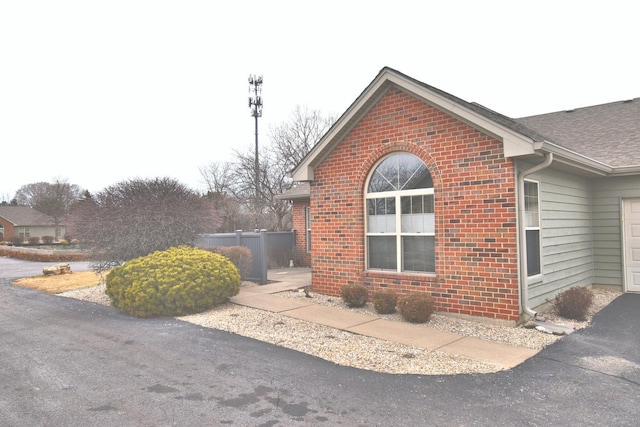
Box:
369;156;398;192
524;181;539;227
368;153;433;193
526;229;541;276
368;236;397;270
367;198;396;233
400;195;434;232
305;207;311;252
402;236;435;272
399;155;432;190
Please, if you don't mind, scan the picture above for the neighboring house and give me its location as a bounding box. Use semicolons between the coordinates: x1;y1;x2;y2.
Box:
0;206;64;243
281;66;640;323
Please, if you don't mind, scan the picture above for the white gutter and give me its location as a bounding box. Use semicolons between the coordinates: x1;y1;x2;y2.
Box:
517;152;553;318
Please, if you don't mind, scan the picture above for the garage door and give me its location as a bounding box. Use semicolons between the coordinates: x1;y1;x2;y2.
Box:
624;199;640;292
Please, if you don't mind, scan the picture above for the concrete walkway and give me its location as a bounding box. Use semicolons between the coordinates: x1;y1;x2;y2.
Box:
230;268;538;370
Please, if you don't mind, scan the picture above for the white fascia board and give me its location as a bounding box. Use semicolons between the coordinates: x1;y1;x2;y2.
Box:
539;141;612;176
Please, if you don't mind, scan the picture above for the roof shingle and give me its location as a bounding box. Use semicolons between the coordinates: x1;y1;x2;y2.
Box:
0;206;56;226
515;98;640;167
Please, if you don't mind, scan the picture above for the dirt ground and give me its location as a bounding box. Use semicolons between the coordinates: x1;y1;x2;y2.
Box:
13;270;105;294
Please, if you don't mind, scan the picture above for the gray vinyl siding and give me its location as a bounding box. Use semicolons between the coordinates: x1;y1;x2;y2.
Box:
523;165;594;308
592;176;640;287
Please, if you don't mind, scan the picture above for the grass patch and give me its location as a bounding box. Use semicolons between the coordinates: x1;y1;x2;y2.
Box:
13;270;104;294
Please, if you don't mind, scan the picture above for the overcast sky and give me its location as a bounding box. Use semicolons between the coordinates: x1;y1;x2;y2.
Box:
1;1;638;200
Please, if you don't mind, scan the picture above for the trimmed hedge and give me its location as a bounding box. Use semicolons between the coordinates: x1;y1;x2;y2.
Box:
0;247;87;262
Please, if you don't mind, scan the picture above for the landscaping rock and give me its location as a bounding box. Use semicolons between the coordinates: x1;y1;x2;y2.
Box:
43;263;72;275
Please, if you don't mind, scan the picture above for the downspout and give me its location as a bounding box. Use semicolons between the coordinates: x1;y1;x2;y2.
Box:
518;152;553;318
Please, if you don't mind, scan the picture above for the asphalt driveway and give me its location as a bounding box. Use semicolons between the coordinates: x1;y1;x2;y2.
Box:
1;257;639;426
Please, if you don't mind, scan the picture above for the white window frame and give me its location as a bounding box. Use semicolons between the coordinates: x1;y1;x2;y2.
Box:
524;179;542;277
305;206;311;252
365;153;435;274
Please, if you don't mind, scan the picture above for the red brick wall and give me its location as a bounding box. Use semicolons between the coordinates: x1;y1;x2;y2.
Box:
292;200;311;267
310;88;520;321
0;217;15;241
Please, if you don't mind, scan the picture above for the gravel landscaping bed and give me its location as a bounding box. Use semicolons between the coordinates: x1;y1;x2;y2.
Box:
59;284;621;375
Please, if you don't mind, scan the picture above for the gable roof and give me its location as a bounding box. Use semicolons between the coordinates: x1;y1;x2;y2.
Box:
292;67;544;182
0;206;56;226
291;67;640;182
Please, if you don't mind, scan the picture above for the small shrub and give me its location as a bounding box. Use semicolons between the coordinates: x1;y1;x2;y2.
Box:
267;246;294;268
204;246;252;279
42;235;55;244
60;239;69;245
70;239;80;245
106;246;241;317
553;286;594;321
398;293;435;323
372;289;398;314
340;283;369;308
27;236;40;245
10;235;24;245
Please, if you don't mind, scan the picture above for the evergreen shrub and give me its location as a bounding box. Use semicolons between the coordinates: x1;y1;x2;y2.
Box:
398;293;435;323
106;246;240;317
340;283;369;308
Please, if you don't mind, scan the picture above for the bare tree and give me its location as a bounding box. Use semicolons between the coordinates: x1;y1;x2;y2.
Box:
14;178;84;240
231;146;291;230
68;177;220;272
200;161;255;232
269;105;336;171
199;105;335;231
199;161;234;195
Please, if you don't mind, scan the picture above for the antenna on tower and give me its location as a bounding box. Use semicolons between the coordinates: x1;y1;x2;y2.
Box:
248;75;263;199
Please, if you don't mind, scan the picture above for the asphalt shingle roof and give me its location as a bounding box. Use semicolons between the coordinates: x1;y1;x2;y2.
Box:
388;68;640;168
515;98;640;167
277;183;310;200
0;206;55;226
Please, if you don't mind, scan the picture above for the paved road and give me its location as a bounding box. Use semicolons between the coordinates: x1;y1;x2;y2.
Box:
1;258;639;426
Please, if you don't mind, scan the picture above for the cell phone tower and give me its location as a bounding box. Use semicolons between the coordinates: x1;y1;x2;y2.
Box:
248;75;263;200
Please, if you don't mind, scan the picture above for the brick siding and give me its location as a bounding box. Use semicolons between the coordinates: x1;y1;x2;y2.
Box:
309;88;520;321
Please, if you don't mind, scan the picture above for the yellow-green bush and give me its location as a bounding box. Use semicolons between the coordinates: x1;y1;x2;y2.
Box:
106;246;240;317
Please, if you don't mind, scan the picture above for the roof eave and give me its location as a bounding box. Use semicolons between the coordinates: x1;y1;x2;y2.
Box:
536;141;614;176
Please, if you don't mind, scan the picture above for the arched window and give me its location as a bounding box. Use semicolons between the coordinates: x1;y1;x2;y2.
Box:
365;152;435;273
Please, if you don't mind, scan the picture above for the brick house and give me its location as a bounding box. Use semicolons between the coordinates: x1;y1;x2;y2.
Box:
280;67;640;323
0;206;64;243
